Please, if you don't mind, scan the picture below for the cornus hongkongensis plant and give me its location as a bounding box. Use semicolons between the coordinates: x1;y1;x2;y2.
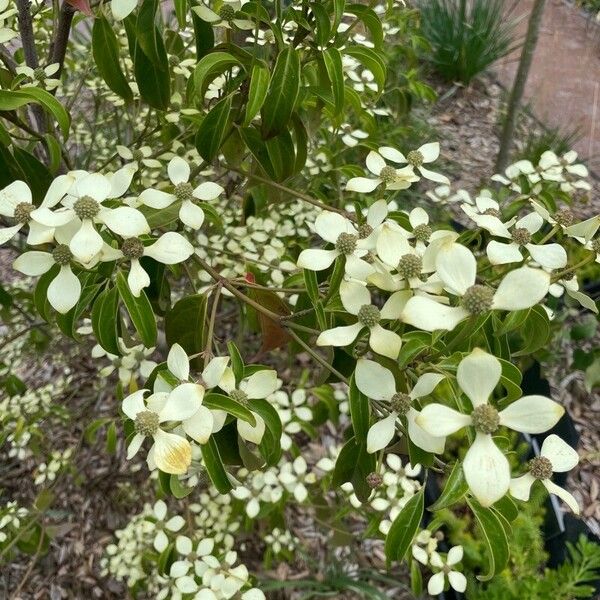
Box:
1;0;598;596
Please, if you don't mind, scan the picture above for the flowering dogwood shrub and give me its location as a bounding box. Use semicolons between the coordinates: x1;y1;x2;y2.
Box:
0;0;599;597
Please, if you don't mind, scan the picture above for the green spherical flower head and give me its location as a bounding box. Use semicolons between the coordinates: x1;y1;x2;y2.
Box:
121;237;145;259
379;166;398;184
14;202;34;224
134;410;160;436
358;223;373;239
219;3;235;21
391;392;411;415
529;456;553;479
357;304;380;327
511;227;532;246
483;208;501;219
590;237;600;253
335;232;358;255
174;182;194;202
52;244;72;266
407;150;424;168
74;195;100;220
471;404;500;434
413;223;432;243
33;67;46;82
366;471;383;488
462;284;494;315
397;253;422;279
554;208;574;227
230;389;249;405
168;54;180;67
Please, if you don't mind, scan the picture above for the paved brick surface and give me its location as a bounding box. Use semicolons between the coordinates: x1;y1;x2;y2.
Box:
495;0;600;168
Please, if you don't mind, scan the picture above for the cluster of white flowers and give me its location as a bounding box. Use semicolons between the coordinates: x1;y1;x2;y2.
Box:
196;198;315;294
0;501;29;545
0;155;221;313
263;528;298;557
102;499;264;599
33;447;74;485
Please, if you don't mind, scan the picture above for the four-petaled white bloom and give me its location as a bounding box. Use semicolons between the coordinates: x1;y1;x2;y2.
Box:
16;63;60;90
416;348;564;506
150;500;185;552
33;172;150;263
140;157;224;230
192;0;254;29
510;434;580;514
346;150;419;193
378;142;450;184
317;281;403;359
402;241;550;331
296;211;375;280
355;359;446;453
427;545;466;595
0;177;72;246
122;384;202;474
100;232;194;297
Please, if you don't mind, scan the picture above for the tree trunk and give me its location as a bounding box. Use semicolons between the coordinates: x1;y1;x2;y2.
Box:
495;0;546;173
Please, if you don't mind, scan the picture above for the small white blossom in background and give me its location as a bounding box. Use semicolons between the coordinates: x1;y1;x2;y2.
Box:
33;448;74;485
0;502;29;544
264;527;299;556
427;545;467;595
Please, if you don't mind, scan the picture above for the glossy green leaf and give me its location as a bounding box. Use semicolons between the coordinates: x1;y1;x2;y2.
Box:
0;88;70;138
165;293;207;360
136;0;162;65
248;398;282;466
193;51;242;98
342;46;386;94
323;47;344;115
195;95;232;161
116;271;157;347
332;436;375;502
467;497;510;581
201;437;233;493
204;392;257;426
91;285;121;355
384;488;424;566
429;460;468;510
92;16;133;102
261;47;300;138
243;63;270;126
348;373;370;438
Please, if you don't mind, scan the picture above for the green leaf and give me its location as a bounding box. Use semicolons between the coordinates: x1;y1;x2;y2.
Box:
125;15;170;110
91;285;121;355
116;271;157;347
92;17;133;102
201;437;233;493
261;47;301;138
170;474;194;498
56;276;101;339
342;46;386;94
429;461;468;510
243;63;270;126
512;305;550;357
136;0;162;65
384;488;424;567
239;126;275;179
165;293;207;362
303;268;319;303
195;95;232;161
344;4;384;48
348;373;370;439
190;1;215;59
204;392;256;426
323;47;345;115
193;51;242;98
467;497;510;581
248;398;282;465
12;147;53;203
227;341;244;381
331;436;375;502
0;88;70;139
